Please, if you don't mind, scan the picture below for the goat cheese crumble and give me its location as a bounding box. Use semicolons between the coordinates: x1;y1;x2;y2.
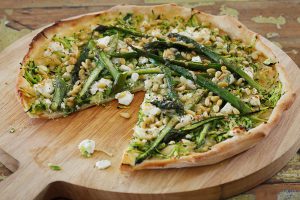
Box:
78;139;96;157
115;91;134;105
95;160;111;169
90;78;112;95
34;79;54;98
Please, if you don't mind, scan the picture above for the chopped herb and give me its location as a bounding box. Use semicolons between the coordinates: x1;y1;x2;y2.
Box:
48;163;62;171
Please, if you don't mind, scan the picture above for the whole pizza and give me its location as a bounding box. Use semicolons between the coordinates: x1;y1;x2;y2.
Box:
16;4;295;170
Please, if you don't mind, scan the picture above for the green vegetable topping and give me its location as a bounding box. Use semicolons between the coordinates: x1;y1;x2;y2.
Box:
48;163;62;171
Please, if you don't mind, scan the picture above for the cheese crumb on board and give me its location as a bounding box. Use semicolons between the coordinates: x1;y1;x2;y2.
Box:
95;160;111;169
115;91;134;105
78;139;95;157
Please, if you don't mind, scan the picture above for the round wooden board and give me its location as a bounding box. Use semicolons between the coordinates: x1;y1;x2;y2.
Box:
0;17;300;200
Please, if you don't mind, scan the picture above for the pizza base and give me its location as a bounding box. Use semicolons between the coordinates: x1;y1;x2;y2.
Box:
16;4;296;169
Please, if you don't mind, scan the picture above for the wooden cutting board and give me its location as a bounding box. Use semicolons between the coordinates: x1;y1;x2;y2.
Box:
0;23;299;200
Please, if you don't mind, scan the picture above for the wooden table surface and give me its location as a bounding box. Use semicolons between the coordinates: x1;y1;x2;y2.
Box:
0;1;299;199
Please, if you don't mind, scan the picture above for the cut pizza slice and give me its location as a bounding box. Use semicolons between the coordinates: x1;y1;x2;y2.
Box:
17;4;295;170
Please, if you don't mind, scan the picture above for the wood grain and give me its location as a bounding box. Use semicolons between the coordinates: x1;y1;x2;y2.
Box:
0;13;299;199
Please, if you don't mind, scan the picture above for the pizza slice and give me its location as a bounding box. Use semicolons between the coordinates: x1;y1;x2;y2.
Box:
16;4;295;170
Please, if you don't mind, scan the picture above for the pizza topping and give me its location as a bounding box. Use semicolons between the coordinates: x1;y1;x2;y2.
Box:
115;91;134;105
131;73;139;82
33;79;54;98
191;56;201;63
90;78;112;95
48;163;62;171
243;67;254;79
220;102;240;115
95;160;111;169
141;102;161;117
96;36;111;49
78;139;96;157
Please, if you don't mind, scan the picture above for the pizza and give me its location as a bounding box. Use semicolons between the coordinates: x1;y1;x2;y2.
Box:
16;4;295;170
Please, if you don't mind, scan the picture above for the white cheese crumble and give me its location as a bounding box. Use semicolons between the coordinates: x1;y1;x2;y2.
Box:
78;139;95;157
141;102;161;116
151;29;162;37
131;73;139;82
119;64;132;71
175;114;194;129
34;79;54;98
112;58;121;65
220;103;237;114
96;36;111;48
48;41;65;52
133;124;165;140
228;74;236;84
115;91;134;105
133;126;147;139
90;78;112;95
180;76;196;89
138;56;149;65
117;40;127;49
194;28;211;42
191;56;202;63
144;79;153;89
154;74;165;83
95;160;111;170
180;27;211;42
249;95;261;106
37;65;49;74
171;28;179;33
243;67;254;79
44;99;52;107
185;134;192;139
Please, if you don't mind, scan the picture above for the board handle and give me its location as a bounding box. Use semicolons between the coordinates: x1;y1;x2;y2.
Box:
0;150;51;200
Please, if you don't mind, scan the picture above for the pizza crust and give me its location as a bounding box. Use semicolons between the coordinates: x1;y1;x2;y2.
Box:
16;4;296;169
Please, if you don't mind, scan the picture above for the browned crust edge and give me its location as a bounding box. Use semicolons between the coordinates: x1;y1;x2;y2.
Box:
15;4;296;169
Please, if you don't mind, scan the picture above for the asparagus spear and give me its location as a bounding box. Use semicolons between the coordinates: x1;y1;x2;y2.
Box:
167;63;253;114
162;116;221;144
161;66;184;114
126;67;162;75
184;89;206;110
130;45;221;71
135;116;179;164
78;60;104;98
110;52;139;59
151;100;183;112
170;59;221;71
187;14;200;27
129;46;253;114
72;40;94;84
95;25;147;38
181;116;224;131
98;51;127;93
51;76;67;111
196;123;210;147
168;33;264;91
144;40;194;52
107;33;119;54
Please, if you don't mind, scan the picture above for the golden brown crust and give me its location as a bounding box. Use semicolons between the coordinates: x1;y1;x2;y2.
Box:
16;4;295;169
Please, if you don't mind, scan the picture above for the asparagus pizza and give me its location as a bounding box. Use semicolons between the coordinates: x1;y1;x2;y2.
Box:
16;4;295;170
